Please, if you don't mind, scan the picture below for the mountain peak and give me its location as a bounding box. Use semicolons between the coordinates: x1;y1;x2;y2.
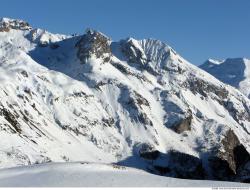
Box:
84;28;110;40
207;58;224;65
75;28;111;63
0;17;32;32
118;37;148;65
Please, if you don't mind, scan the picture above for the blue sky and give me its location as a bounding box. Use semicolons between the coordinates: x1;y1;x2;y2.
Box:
0;0;249;65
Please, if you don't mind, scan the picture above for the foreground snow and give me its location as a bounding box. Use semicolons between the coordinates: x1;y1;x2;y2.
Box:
0;162;248;187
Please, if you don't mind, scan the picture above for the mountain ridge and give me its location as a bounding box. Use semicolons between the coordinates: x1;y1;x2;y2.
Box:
200;57;250;98
0;17;249;182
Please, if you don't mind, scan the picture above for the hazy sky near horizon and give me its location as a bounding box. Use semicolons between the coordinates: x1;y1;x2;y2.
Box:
0;0;249;65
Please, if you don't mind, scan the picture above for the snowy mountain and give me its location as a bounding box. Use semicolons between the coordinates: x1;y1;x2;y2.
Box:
0;18;250;183
200;58;250;98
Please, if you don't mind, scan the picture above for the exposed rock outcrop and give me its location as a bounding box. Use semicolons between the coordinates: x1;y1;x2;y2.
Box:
172;114;192;133
209;130;250;180
0;18;31;32
120;38;148;65
186;78;228;99
224;100;250;123
0;107;21;134
167;151;205;179
185;77;250;124
119;86;153;126
75;29;111;64
140;149;205;179
138;143;160;160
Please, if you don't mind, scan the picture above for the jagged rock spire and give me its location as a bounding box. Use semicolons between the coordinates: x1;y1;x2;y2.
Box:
0;17;32;32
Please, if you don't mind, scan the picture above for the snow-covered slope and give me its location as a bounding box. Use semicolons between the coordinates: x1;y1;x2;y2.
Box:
0;18;249;182
0;162;248;187
200;58;250;98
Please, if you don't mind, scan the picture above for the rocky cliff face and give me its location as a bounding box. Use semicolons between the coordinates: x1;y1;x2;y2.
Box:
0;18;249;182
75;29;111;64
119;38;148;65
208;129;250;181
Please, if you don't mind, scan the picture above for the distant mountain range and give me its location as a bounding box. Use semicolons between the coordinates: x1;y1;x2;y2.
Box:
200;58;250;98
0;17;249;183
